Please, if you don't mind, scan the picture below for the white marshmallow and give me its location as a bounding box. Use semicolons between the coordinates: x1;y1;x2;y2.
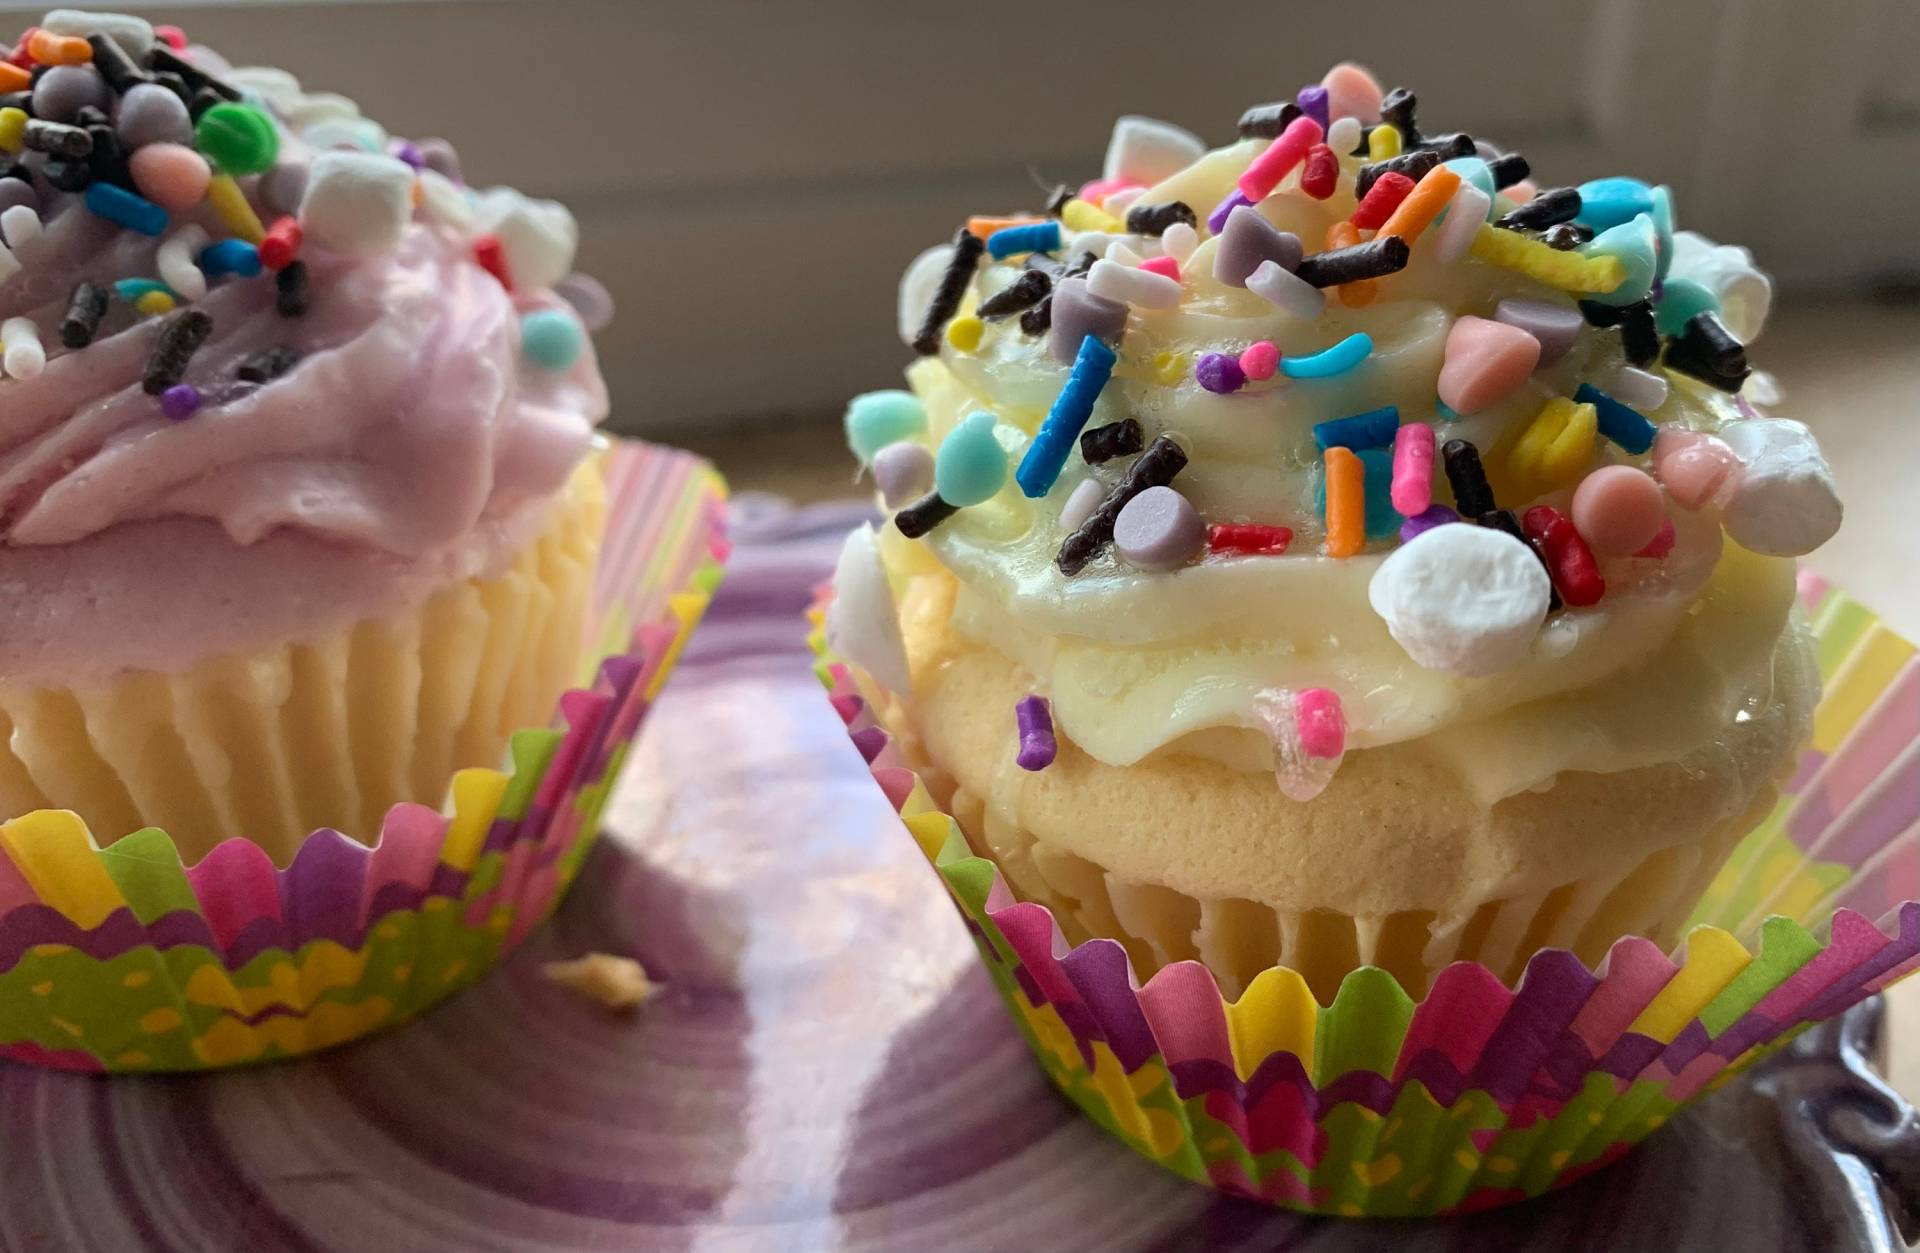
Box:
1368;523;1551;676
41;9;153;57
897;243;953;346
416;170;474;230
0;204;39;249
1669;230;1772;342
1246;258;1325;320
472;188;578;290
223;67;303;112
298;151;415;257
1086;257;1180;308
1103;115;1205;187
1717;418;1841;557
1104;240;1144;268
156;224;210;302
826;524;911;694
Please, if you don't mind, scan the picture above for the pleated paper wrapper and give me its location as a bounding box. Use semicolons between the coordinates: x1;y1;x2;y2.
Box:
810;569;1920;1216
0;440;727;1074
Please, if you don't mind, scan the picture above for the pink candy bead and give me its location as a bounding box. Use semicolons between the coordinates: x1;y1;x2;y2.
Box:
1571;465;1667;557
1321;62;1384;124
129;142;212;214
1295;688;1346;759
1390;422;1436;516
1239;340;1279;381
1437;316;1541;415
1138;254;1180;281
1652;427;1741;511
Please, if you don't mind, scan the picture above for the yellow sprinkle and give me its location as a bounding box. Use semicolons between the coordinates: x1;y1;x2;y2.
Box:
206;173;265;244
0;107;24;155
1060;198;1122;234
945;315;984;353
1505;397;1597;498
1368;123;1403;160
1153;350;1188;385
133;290;176;316
1469;224;1626;294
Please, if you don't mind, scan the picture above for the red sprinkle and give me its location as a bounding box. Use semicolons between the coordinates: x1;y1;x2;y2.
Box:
1350;171;1416;230
473;234;514;290
259;216;302;270
154;25;189;51
6;29;37;67
1209;523;1293;556
1300;143;1339;201
1635;516;1677;559
1522;505;1605;607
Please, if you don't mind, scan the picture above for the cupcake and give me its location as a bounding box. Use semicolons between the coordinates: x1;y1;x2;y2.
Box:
828;64;1843;1005
0;10;610;863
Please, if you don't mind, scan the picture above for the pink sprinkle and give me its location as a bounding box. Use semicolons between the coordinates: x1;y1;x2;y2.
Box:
1238;115;1324;203
1239;340;1279;381
1635;517;1677;559
1079;177;1139;208
1294;689;1346;760
1390;422;1436;516
1139;255;1180;281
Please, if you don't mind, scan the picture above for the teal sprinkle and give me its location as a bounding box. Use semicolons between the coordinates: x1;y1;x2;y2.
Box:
1434;399;1462;423
1654;277;1721;337
1649;184;1676;281
934;411;1008;506
1313;445;1402;539
1580;213;1657;306
112;278;174;303
1281;331;1373;380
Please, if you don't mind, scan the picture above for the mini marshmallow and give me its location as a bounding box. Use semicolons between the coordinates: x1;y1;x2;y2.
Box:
302;116;387;154
0;204;39;249
1717;418;1842;557
222;67;303;112
1669;230;1772;342
897;243;954;346
42;9;154;57
286;90;365;131
826;524;911;694
298;150;414;256
474;187;578;290
416;169;474;230
1607;364;1669;411
1368;523;1551;676
1103;115;1205;187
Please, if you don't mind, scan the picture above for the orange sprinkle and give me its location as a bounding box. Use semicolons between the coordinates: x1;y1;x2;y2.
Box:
1323;446;1366;557
1377;165;1462;244
27;30;92;66
1324;221;1379;308
0;64;28;92
966;215;1047;239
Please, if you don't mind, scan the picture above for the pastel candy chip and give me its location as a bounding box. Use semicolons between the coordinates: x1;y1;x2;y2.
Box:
1493;298;1582;366
1652;427;1738;510
1580;214;1657;306
1102;115;1205;186
934;411;1008;506
826;524;911;693
1058;477;1105;533
1321;62;1384;123
1574;176;1655;232
1570;465;1665;557
298;150;414;256
1718;418;1843;557
844;390;925;463
1048;276;1128;365
1368;522;1551;676
128;142;210;213
1112;484;1204;571
1214;205;1302;288
872;440;933;509
1437;315;1541;414
473;187;579;290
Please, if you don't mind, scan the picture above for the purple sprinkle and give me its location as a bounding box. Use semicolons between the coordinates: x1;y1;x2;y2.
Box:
1399;503;1460;542
390;140;426;171
1195;352;1247;394
1015;695;1056;771
1296;84;1330;131
1207;189;1254;235
159;383;201;420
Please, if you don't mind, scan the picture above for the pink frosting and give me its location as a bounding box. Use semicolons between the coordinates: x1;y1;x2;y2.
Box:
0;206;606;683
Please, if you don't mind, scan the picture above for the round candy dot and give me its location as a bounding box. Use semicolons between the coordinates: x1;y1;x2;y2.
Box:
520;307;584;370
871;440;933;509
129;143;211;213
934;411;1007;507
1194;351;1246;394
160;383;202;421
31;65;108;123
115;82;192;149
1114;485;1204;572
1652;428;1738;511
1239;340;1279;381
193;101;280;175
844;390;925;464
1570;465;1666;557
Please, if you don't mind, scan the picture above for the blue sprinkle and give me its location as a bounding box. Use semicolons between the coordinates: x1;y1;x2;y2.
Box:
1313;446;1401;538
1574;176;1654;233
1576;382;1657;454
1017;335;1117;498
113;277;174;303
1280;331;1373;379
84;182;169;236
986;221;1062;259
198;238;263;279
1580;214;1657;306
1312;405;1400;451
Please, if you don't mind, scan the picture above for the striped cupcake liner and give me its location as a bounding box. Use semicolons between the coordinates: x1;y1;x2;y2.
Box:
0;440;727;1073
809;569;1920;1216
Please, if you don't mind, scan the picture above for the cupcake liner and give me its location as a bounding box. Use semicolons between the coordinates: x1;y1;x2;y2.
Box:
809;568;1920;1216
0;440;727;1073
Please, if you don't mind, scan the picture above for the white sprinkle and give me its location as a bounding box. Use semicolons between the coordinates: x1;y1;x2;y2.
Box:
2;316;44;380
1103;115;1206;186
1327;115;1363;157
1087;257;1182;309
1368;523;1551;676
1607;365;1669;411
1105;240;1144;268
1059;477;1105;533
0;204;39;249
1431;184;1491;264
155;224;209;302
1071;231;1123;260
1245;258;1324;319
1161;221;1199;266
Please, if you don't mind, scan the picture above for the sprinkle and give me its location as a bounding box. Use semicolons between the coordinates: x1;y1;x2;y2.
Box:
1284;332;1374;381
1399;503;1459;542
1113;484;1205;570
944;315;983;352
1663;311;1751;392
1313;404;1398;451
1245;258;1325;319
1616;300;1660;367
1431;183;1492;264
1238;115;1323;202
42;157;91;193
934;411;1009;506
259;215;302;270
275;260;309;317
0;65;23;94
1080;418;1143;464
1195;351;1246;394
1504;397;1597;499
1379;88;1418;140
1018;295;1051;336
1323;446;1366;557
1237;100;1302;139
1377;164;1461;243
1410;132;1475;159
1058;477;1104;532
193;100;278;175
1574;382;1658;453
28;29;92;65
159;382;200;419
129;142;211;213
1367;122;1402;160
1350;170;1415;230
1300;143;1338;200
893;491;959;538
1015;696;1057;771
1059;198;1122;233
23;119;91;159
1138;255;1180;282
986;220;1061;259
0;107;24;154
1522;506;1604;607
59;281;108;348
147;46;240;104
1570;465;1666;557
845;390;926;462
1494;186;1582;233
85;123;129;189
872;440;934;508
1438;316;1540;414
131;289;173;316
85;33;148;94
1573;176;1654;233
1540;223;1587;250
1469;224;1624;294
473;233;514;289
205;172;264;242
0;315;42;378
1057;434;1187;575
1160;222;1199;266
197;237;260;278
1442;438;1496;517
1294;236;1410;288
1086;257;1181;308
1637;517;1677;559
1119;202;1194;240
521;307;585;370
976;269;1050;320
1390;422;1436;515
1019;335;1118;498
236;345;298;384
1209;522;1293;555
1607;364;1669;411
1294;688;1346;759
155;224;209;299
1354;149;1438;200
1487;152;1530;189
113;276;173;304
912;227;985;355
141;308;212;395
1480;506;1562;611
1239;340;1279;380
1205;189;1253;234
967;214;1045;238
